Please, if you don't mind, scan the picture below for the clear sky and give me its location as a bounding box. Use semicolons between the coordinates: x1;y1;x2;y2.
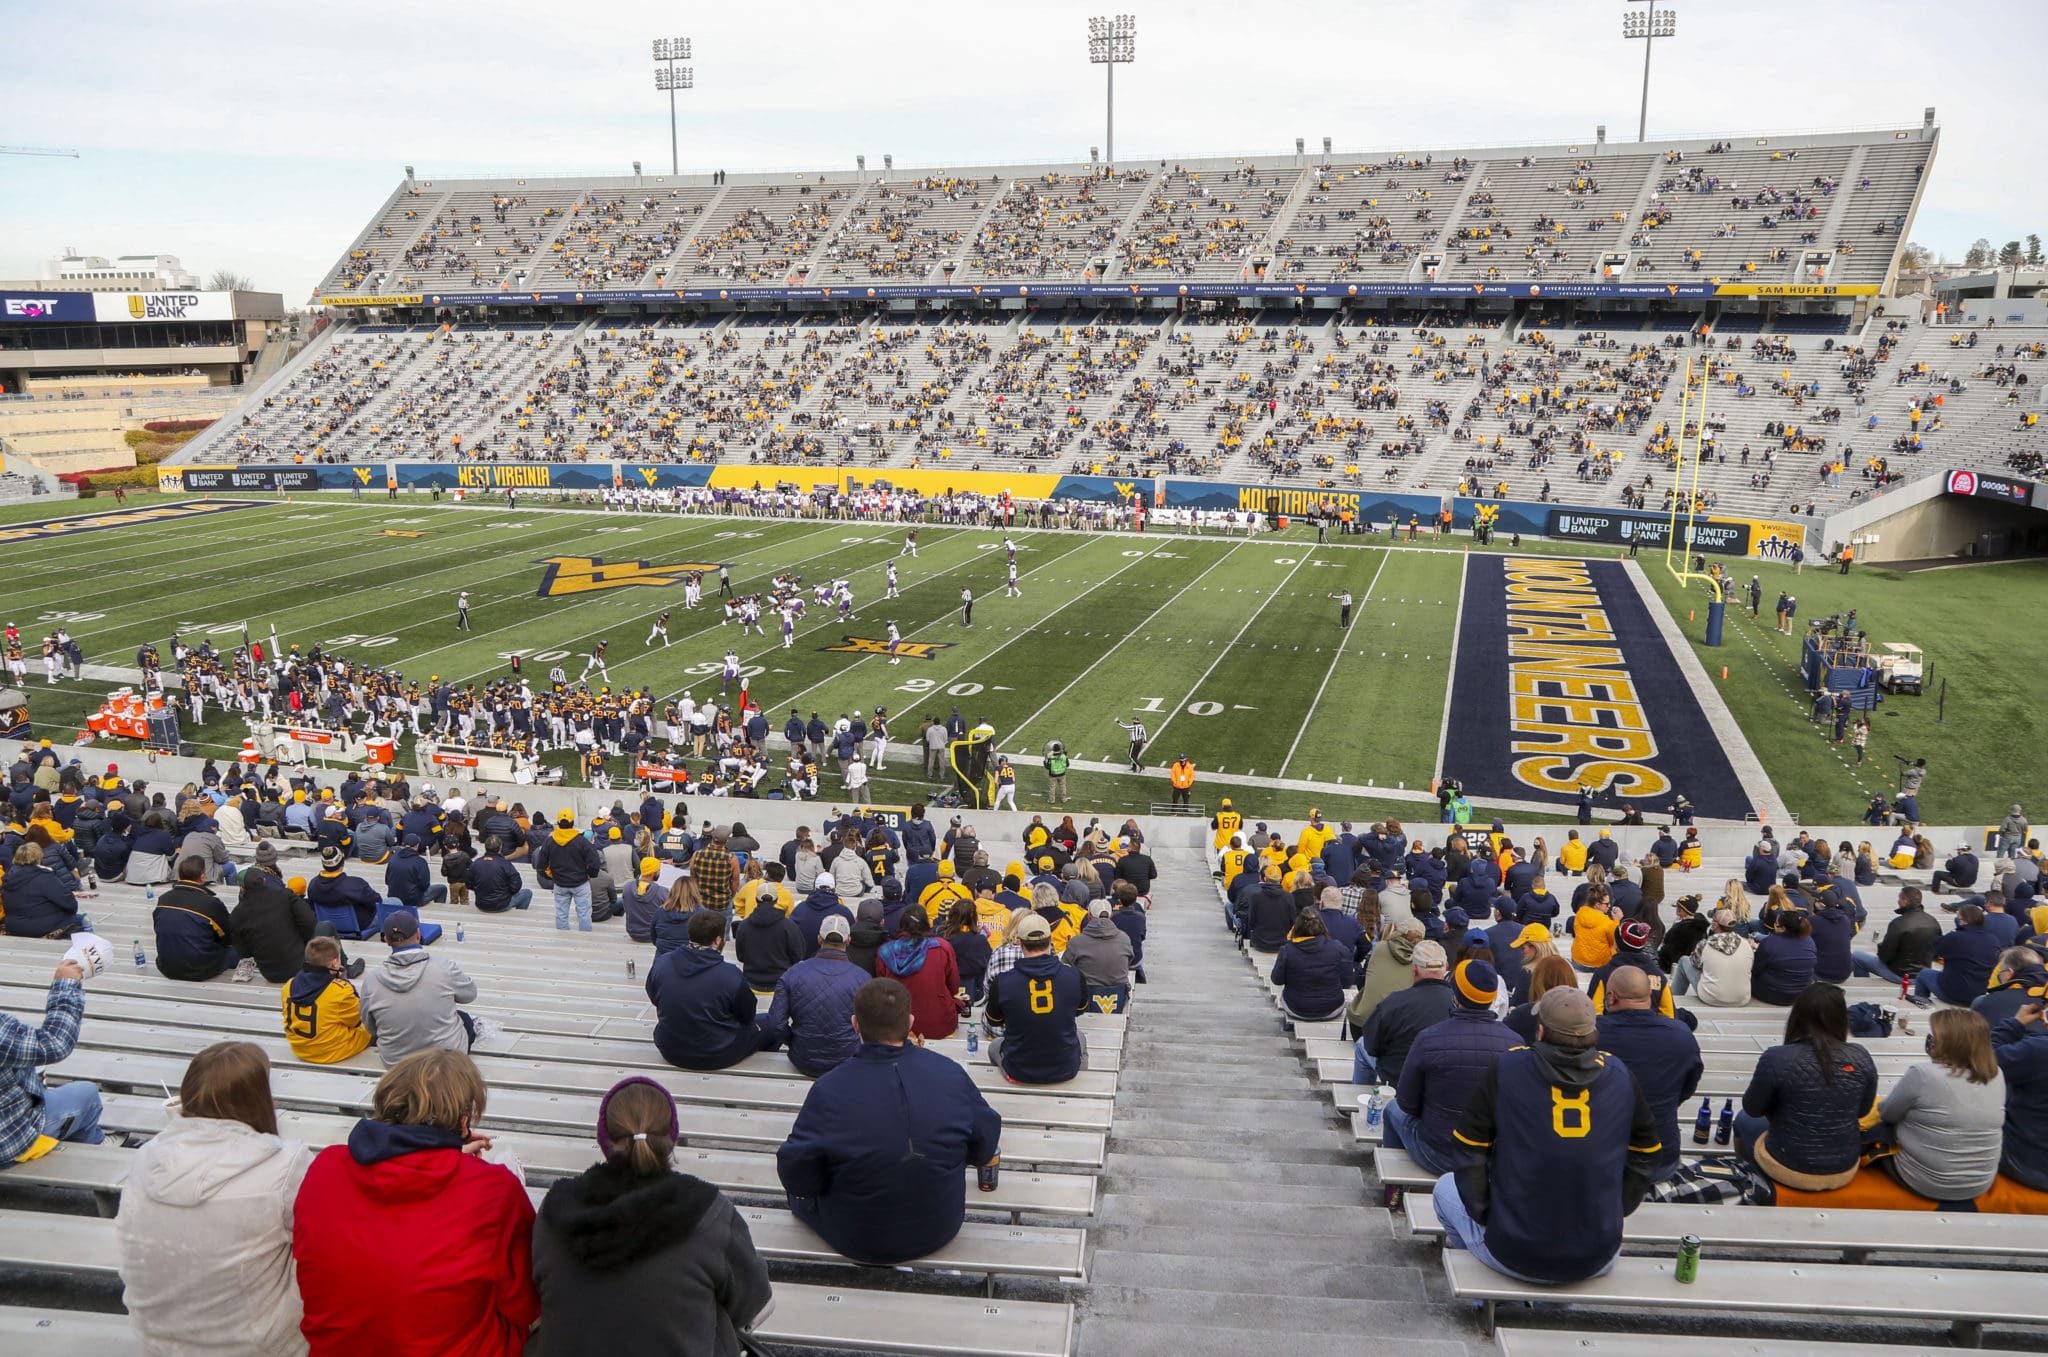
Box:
2;0;2041;300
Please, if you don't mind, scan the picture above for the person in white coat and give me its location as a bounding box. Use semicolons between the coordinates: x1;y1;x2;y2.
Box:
115;1041;312;1357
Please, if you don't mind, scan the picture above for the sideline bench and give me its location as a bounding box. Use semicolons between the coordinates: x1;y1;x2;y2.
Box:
1442;1250;2045;1345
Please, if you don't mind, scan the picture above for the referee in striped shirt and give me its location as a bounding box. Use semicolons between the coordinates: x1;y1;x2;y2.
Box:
1115;717;1148;772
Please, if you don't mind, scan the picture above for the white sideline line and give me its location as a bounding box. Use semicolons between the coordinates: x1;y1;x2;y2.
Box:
1432;551;1470;783
1006;538;1249;748
1144;546;1318;754
1279;546;1392;779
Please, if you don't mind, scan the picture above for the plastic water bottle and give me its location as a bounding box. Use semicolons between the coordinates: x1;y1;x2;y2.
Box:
1692;1096;1712;1144
966;1026;979;1055
144;886;156;905
626;957;636;981
133;938;147;969
1364;1085;1386;1136
456;922;465;944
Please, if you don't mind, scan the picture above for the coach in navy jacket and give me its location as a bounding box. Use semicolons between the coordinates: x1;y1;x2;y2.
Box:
777;978;1001;1265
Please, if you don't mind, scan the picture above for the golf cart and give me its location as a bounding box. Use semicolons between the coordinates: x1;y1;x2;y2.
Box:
1876;642;1925;695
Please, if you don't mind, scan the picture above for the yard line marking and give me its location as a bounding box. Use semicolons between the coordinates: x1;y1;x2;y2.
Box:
1279;547;1392;779
1144;546;1318;755
762;535;1116;714
1431;551;1470;784
1007;538;1250;748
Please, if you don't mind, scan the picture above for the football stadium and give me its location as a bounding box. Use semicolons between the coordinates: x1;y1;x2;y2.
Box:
1;5;2046;1356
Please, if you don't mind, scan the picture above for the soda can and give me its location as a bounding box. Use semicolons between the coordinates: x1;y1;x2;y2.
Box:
1675;1234;1701;1284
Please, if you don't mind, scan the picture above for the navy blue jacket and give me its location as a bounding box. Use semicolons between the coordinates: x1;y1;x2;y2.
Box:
1503;860;1539;899
1513;889;1561;929
468;854;524;912
776;1041;1001;1264
1750;932;1817;1005
1359;978;1457;1087
382;847;434;911
985;952;1087;1084
1932;924;2002;1006
1992;1017;2048;1190
1807;906;1855;984
1485;917;1531;1000
307;869;383;935
1744;853;1777;894
1587;837;1621;870
534;829;603;889
1;865;80;937
647;944;759;1070
1395;1008;1520;1156
152;883;236;980
1271;936;1351;1017
651;907;694;958
900;817;937;862
1595;1008;1703;1175
1320;836;1357;885
763;949;868;1075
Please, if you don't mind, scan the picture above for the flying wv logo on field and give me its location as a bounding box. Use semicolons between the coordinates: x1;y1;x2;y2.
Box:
534;555;726;597
824;636;954;661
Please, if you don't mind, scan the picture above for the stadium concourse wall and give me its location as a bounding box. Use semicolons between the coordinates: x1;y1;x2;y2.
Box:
1816;466;2048;563
156;463;1815;558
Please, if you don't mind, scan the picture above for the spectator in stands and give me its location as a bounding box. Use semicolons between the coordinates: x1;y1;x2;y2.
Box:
648;909;783;1069
776;978;1002;1264
1503;953;1576;1044
1237;865;1296;952
1932;841;1980;897
533;1075;773;1356
1851;885;1939;985
1;955;102;1159
788;880;855;959
689;825;740;911
620;857;667;944
986;914;1088;1083
154;855;240;981
1064;898;1135;1010
1744;840;1778;895
470;838;532;915
1270;907;1351;1022
1347;925;1423;1042
0;841;81;938
358;911;483;1065
1594;966;1702;1183
876;905;963;1040
1432;986;1660;1285
115;1042;310;1357
1750;911;1817;1005
1671;909;1753;1006
1657;894;1708;973
234;857;352;984
533;810;603;932
1353;939;1454;1088
283;936;375;1065
1387;960;1518;1175
1736;984;1879;1193
1569;890;1620;972
307;845;396;939
1877;1008;2005;1201
1975;947;2047;1027
294;1050;539;1355
1586;920;1675;1016
1992;1000;2048;1190
125;810;178;885
383;835;447;913
735;882;806;994
763;916;866;1076
1914;903;2002;1007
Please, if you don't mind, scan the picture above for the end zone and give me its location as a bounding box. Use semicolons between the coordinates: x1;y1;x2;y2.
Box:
1441;554;1756;821
0;499;269;546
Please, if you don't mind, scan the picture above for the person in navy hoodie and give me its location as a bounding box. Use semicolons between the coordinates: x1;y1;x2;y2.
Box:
646;911;782;1070
1806;894;1856;985
1593;966;1702;1182
1913;903;2003;1007
776;978;1001;1265
787;882;856;960
1386;960;1519;1176
383;835;448;913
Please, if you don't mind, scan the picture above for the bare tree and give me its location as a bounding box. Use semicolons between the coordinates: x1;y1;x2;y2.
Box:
205;269;255;292
1897;242;1934;272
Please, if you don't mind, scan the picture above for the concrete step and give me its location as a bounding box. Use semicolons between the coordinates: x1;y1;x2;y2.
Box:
1101;1152;1366;1188
1104;1134;1363;1167
1077;1317;1476;1357
1079;1285;1478;1341
1096;1193;1385;1234
1085;1249;1423;1300
1099;1172;1365;1207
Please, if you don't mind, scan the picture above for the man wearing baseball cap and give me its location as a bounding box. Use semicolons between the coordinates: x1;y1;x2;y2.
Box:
533;809;604;932
1433;985;1662;1285
1384;960;1519;1176
761;914;868;1077
357;910;483;1066
984;913;1089;1084
1587;920;1676;1018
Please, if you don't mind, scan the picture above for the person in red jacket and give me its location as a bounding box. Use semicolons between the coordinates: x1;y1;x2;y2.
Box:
292;1049;539;1356
874;904;963;1040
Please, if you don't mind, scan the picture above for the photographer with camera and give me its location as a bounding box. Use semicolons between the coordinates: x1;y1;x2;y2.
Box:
1896;756;1928;824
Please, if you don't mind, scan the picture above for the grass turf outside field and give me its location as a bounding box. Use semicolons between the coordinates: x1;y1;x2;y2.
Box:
5;492;2036;826
1645;553;2047;829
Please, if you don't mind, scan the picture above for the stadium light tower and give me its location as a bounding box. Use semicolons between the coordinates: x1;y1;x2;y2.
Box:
652;36;694;176
1087;15;1135;168
1621;3;1676;143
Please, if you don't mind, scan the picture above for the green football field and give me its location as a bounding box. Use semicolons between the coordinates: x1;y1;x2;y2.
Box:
1;493;2034;826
